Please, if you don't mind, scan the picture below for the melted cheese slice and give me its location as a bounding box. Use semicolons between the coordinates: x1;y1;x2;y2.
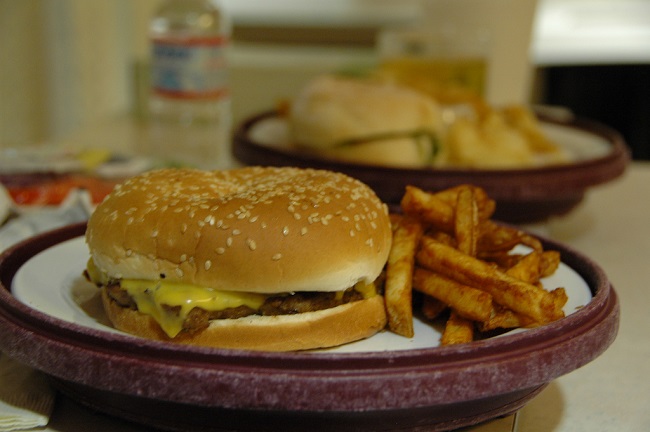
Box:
121;280;267;338
86;259;376;338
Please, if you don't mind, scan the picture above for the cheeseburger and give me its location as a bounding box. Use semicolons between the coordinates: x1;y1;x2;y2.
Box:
84;167;392;351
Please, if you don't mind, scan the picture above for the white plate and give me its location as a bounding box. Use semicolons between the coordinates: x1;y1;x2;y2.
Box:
247;116;614;164
11;236;593;353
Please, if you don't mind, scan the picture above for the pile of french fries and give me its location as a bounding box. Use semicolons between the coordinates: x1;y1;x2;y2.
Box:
384;184;568;345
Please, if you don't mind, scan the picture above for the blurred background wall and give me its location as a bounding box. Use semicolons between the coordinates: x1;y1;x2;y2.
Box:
1;0;648;159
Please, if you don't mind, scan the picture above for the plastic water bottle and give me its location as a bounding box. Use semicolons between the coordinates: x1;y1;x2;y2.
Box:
148;0;231;169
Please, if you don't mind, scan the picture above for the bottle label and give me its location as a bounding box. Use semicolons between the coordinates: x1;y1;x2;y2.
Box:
151;35;229;100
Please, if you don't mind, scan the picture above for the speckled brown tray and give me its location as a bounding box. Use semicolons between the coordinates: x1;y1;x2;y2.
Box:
232;112;629;223
0;223;619;432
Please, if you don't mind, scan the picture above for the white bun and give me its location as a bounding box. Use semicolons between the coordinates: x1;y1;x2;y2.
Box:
86;167;392;294
289;75;442;167
101;289;387;351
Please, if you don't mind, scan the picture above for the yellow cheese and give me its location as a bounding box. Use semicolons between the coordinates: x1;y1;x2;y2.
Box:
86;259;377;338
354;280;377;299
121;280;267;338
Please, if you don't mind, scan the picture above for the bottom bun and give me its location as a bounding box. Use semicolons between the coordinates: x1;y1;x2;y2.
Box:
101;289;388;352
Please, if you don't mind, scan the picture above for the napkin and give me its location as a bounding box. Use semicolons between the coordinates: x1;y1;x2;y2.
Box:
0;189;93;431
0;355;55;431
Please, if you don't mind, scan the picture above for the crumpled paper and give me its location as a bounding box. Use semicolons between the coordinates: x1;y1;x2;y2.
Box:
0;188;94;430
0;355;55;432
0;188;93;252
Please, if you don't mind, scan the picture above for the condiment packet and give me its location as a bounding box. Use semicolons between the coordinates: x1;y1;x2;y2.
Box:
0;189;92;252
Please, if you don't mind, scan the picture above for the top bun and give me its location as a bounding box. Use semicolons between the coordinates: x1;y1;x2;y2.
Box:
86;167;392;294
289;75;443;167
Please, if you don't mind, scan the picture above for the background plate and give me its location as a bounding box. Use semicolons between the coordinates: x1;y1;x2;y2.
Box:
233;112;629;223
0;223;619;431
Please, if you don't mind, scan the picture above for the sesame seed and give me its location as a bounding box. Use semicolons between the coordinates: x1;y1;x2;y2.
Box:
216;247;225;255
272;253;282;261
175;268;184;278
247;239;257;250
204;260;212;270
301;227;308;235
283;226;290;236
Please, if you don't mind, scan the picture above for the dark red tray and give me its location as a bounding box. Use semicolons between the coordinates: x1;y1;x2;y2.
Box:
0;223;619;431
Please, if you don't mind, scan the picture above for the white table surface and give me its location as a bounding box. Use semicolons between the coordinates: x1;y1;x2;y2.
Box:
515;161;650;432
2;162;648;432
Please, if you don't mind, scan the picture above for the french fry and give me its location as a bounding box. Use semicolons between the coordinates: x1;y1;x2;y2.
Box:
427;230;457;248
413;268;493;322
550;287;569;314
505;251;542;284
478;220;543;254
479;251;523;270
454;185;479;257
540;250;561;278
478;305;538;332
421;295;447;321
440;310;474;345
416;237;566;324
401;186;454;232
432;184;496;221
386;183;566;344
384;215;424;338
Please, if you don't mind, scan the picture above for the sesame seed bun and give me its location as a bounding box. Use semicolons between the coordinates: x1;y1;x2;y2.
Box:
85;167;392;350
